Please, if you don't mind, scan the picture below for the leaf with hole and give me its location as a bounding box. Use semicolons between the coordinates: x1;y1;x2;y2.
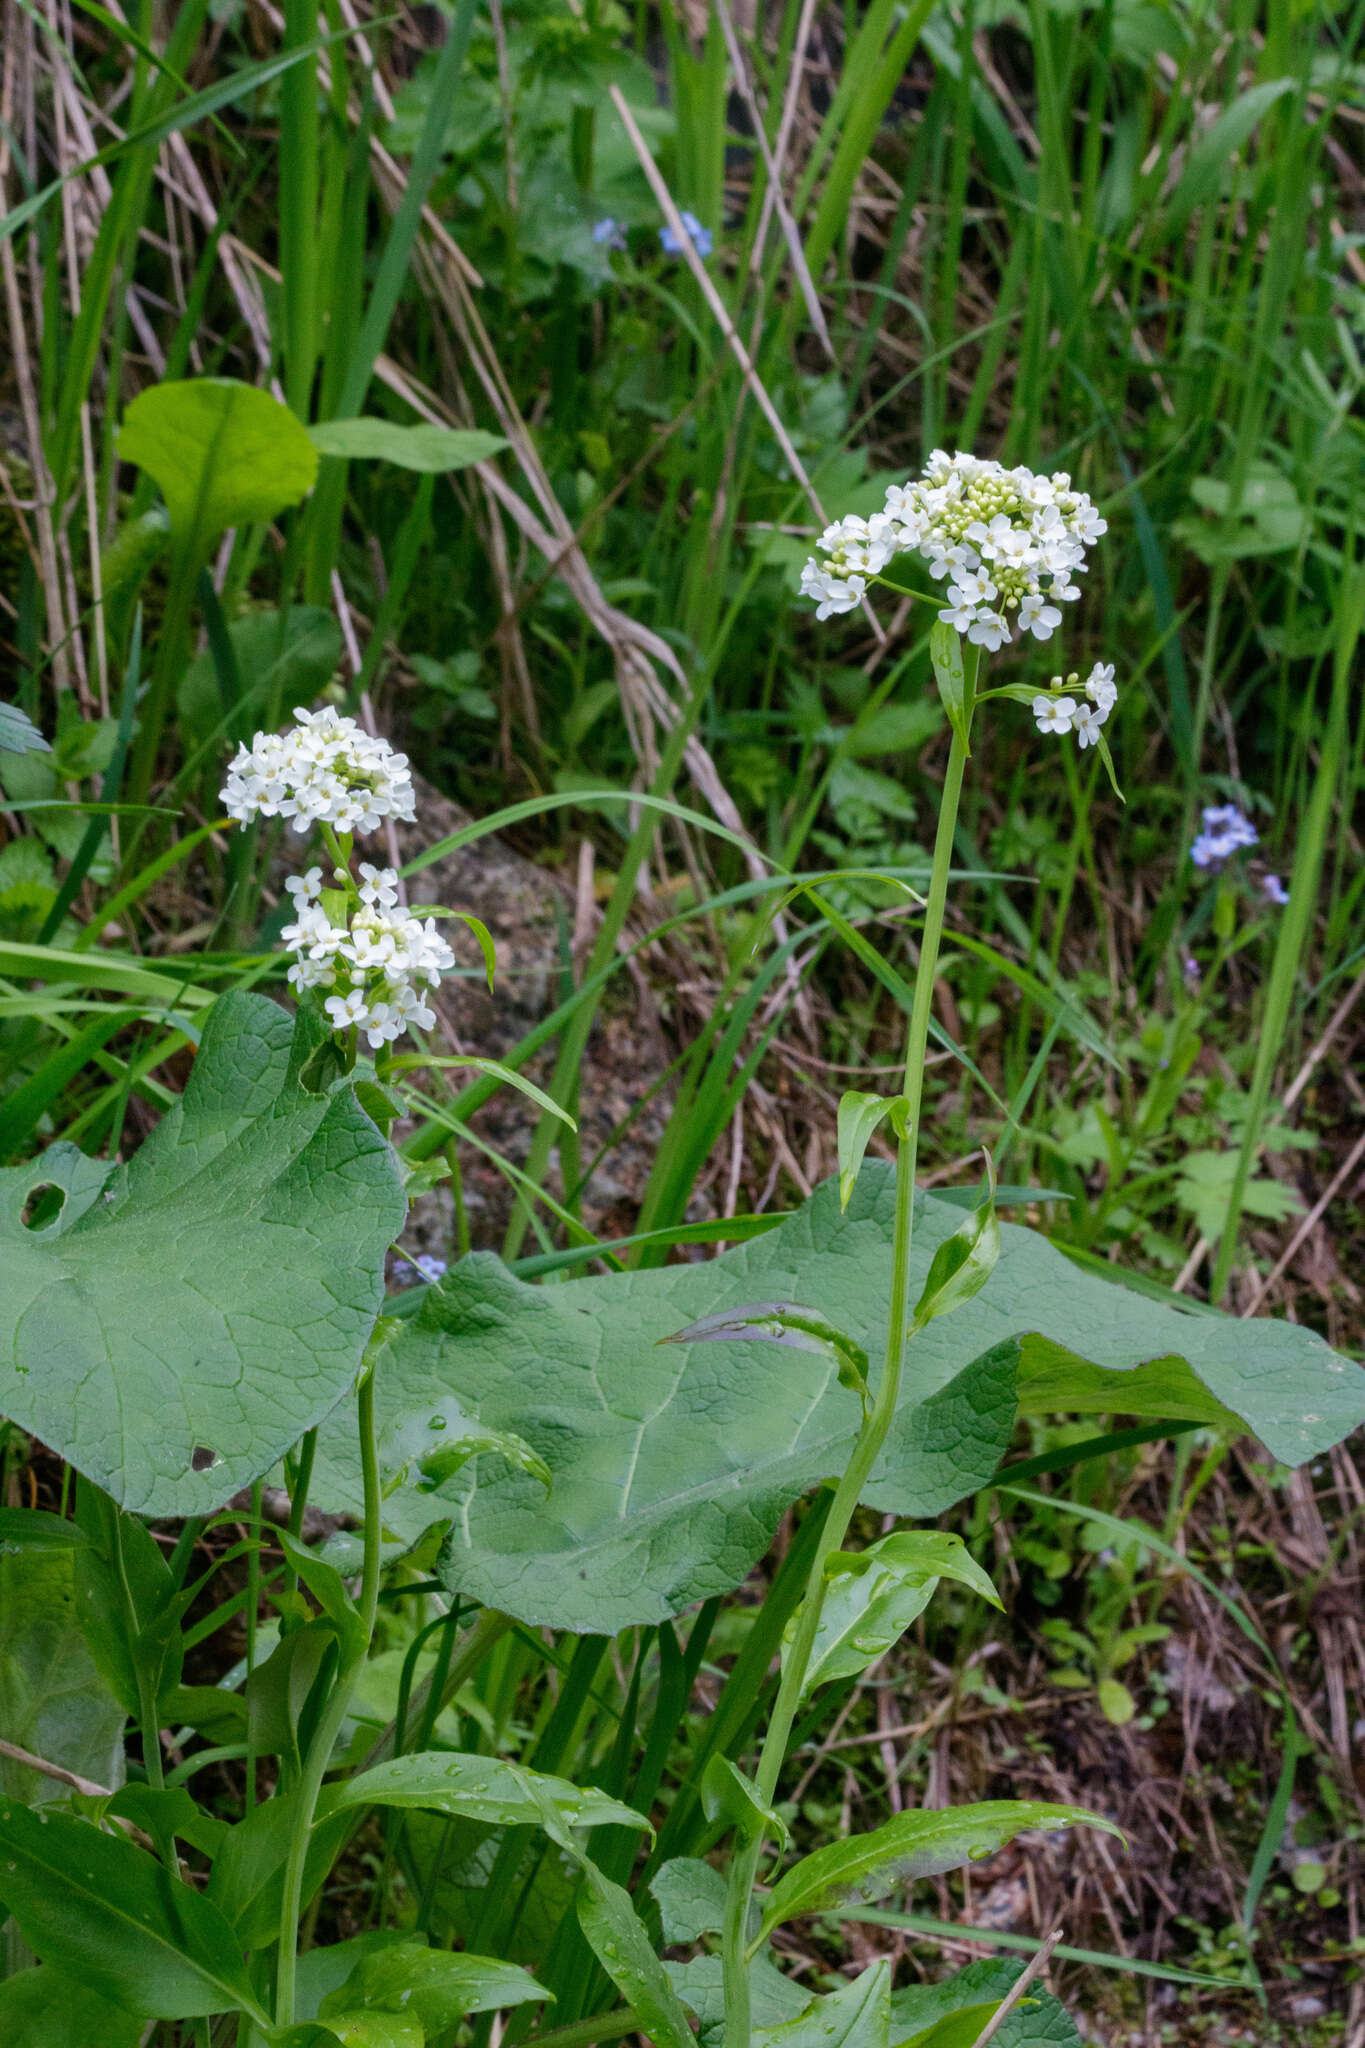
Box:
0;991;406;1516
758;1802;1123;1940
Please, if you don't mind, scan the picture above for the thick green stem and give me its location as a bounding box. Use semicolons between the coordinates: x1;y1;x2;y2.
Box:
719;715;972;2048
274;1365;383;2028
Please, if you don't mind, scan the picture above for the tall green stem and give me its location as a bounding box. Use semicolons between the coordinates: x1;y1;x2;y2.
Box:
719;714;973;2048
275;1364;384;2028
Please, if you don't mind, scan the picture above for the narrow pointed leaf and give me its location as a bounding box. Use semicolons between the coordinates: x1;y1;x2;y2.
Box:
793;1531;1002;1695
837;1091;908;1210
758;1801;1123;1939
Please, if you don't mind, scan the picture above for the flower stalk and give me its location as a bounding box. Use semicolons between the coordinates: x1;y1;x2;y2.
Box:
719;683;976;2048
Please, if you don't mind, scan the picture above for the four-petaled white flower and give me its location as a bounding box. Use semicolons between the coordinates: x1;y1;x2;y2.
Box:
1033;695;1077;735
1073;704;1105;748
1085;662;1118;713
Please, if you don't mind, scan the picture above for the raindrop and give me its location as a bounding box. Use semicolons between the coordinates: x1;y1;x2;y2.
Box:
967;1844;992;1861
428;1415;447;1431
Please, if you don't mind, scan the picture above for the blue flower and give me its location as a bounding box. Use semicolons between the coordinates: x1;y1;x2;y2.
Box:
660;210;713;258
400;1253;448;1286
1191;801;1258;870
1261;873;1290;906
592;217;627;251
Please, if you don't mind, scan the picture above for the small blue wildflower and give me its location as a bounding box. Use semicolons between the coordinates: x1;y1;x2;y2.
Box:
592;217;627;251
400;1253;448;1286
660;210;713;258
1191;802;1258;870
1261;873;1290;906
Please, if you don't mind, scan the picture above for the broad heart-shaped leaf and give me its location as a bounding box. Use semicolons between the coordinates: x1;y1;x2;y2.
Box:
0;1965;145;2048
756;1960;891;2048
311;1165;1362;1634
308;419;508;472
0;1800;268;2023
758;1801;1124;1939
324;1751;649;1834
119;378;318;554
0;991;406;1517
891;1959;1080;2047
650;1855;730;1943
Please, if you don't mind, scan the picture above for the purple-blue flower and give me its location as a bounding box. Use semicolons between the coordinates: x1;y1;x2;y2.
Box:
592;217;627;251
660;210;713;258
1261;873;1290;906
1191;801;1258;870
400;1253;447;1286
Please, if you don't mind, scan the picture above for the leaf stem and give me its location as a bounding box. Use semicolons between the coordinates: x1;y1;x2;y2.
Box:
718;704;974;2048
274;1361;384;2028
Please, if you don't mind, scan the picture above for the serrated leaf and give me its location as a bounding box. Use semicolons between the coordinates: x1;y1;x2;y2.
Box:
838;1091;908;1211
325;1751;649;1834
308;1167;1364;1634
793;1531;1002;1696
0;991;406;1516
308;420;508;472
0;702;51;755
119;379;318;554
758;1801;1123;1939
0;1800;267;2023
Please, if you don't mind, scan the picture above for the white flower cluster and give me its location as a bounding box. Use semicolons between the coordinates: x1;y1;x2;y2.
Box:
1031;663;1117;748
800;450;1106;645
282;864;454;1049
221;707;417;836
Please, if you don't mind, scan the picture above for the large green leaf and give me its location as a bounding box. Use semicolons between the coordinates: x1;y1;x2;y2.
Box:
310;1167;1362;1633
0;1966;144;2048
758;1802;1123;1939
0;1801;267;2023
119;379;318;555
0;991;406;1516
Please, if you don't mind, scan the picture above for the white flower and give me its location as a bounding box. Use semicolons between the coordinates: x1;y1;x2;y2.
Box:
358;862;401;910
967;610;1010;651
1085;662;1118;713
1073;704;1105;748
221;707;417;836
1033;694;1077;735
800;450;1106;647
325;987;368;1030
285;866;323;904
1018;593;1063;640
